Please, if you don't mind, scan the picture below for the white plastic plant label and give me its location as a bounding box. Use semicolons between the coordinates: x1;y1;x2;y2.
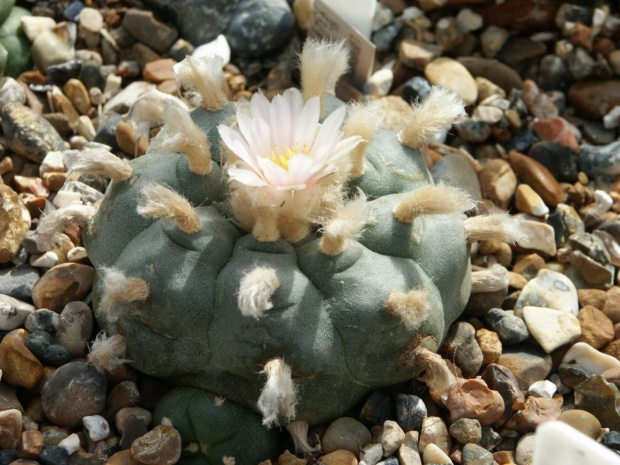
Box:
308;0;376;88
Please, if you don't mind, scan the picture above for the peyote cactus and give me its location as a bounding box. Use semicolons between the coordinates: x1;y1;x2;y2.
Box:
0;0;31;77
37;40;520;463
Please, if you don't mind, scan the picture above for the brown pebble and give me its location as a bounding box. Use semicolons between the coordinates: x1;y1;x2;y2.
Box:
445;378;505;426
0;408;22;449
523;79;558;119
578;289;607;310
0;184;31;263
31;263;95;311
604;287;620;323
42;172;67;192
578;305;615;349
531;117;579;153
12;175;50;198
131;425;181;465
320;450;358;465
568;80;620;119
0;335;44;389
505;396;561;431
558;409;601;439
143;58;177;84
508;150;564;207
108;450;139;465
478;159;517;209
476;328;502;364
116;120;148;156
63;79;91;115
19;429;45;459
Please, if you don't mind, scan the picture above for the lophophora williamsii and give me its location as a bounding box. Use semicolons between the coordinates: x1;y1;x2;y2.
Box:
35;39;523;462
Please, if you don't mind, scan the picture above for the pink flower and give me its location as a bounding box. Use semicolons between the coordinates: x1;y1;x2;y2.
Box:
218;88;362;191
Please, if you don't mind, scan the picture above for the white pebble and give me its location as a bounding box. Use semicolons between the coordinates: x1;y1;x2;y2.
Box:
20;16;56;42
360;443;383;465
523;306;581;354
515;269;579;317
603;106;620;129
473;105;504;124
193;34;231;66
83;415;110;441
423;443;453;464
528;380;557;398
401;6;424;21
67;247;88;262
53;190;82;208
40;151;66;177
58;433;81;455
562;342;620;375
516;433;536;465
373;3;394;32
30;251;59;268
594;190;614;212
364;68;393;97
456;8;483;33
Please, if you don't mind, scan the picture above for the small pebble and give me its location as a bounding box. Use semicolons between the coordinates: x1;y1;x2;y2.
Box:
83;415;110;441
323;417;372;456
0;409;22;449
58;433;80;455
462;443;493;465
380;420;405;457
130;425;181;465
449;418;481;445
422;443;452;464
557;409;601;439
522;306;581;353
527;380;556;398
419;417;450;456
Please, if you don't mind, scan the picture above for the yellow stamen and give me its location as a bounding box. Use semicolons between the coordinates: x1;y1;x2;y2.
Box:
270;143;312;170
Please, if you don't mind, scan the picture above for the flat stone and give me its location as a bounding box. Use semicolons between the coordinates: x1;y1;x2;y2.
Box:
0;294;35;331
515;184;549;217
31;263;95;312
103;81;155;114
532;118;579;153
462;443;493;465
399;40;442;70
479;0;557;29
0;409;22;449
422;443;452;464
458;57;523;93
440;322;483;378
2;103;65;163
515;433;536;465
523;306;581;353
445;378;504;427
320;450;358;465
79;7;103;33
577;305;614;349
523;79;558;119
31;29;72;72
0;335;44;389
323;417;372;455
515;269;579;317
122;9;178;54
579;141;620;178
497;36;546;68
508;150;563;207
143;58;177;84
578;288;606;310
484;308;529;344
478;159;516;209
425;57;477;105
558;409;601;440
431;153;482;201
528;141;577;184
569;80;620;119
562;341;620;375
63;79;90;115
41;361;107;428
568;250;615;289
419;416;450;456
574;375;620;430
449;418;481;445
20;16;56;42
497;343;552;390
360;442;382;465
130;425;181;465
505;396;561;431
381;420;405;456
454;118;491;143
374;96;414;131
398;431;422;465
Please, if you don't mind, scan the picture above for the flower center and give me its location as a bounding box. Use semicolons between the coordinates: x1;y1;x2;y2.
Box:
270;143;311;170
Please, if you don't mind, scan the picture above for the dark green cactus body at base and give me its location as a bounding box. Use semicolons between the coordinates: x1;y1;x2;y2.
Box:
84;96;471;463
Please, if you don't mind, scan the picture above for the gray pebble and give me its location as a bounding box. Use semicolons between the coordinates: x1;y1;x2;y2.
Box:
484;308;529;345
45;60;83;87
449;418;481;445
31;29;73;72
226;0;295;58
25;309;60;333
580;141;620;178
2;103;66;163
462;443;493;465
0;294;35;331
440;322;483;378
479;427;501;450
395;394;427;433
372;23;403;53
322;417;372;455
55;301;93;357
25;331;71;367
122;8;178;54
360;391;395;426
116;407;152;450
432;153;482;202
41;361;107;428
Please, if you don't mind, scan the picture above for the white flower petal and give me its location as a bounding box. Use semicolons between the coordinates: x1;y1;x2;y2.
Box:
251;92;270;121
328;135;364;162
270;94;291;149
257;157;289;186
252;117;272;157
228;166;269;187
294;96;320;150
236;112;258;149
218;124;259;171
283;88;304;147
310;105;346;156
287;154;314;185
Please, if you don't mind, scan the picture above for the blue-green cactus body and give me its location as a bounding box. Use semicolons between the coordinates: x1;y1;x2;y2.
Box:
84;95;471;463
